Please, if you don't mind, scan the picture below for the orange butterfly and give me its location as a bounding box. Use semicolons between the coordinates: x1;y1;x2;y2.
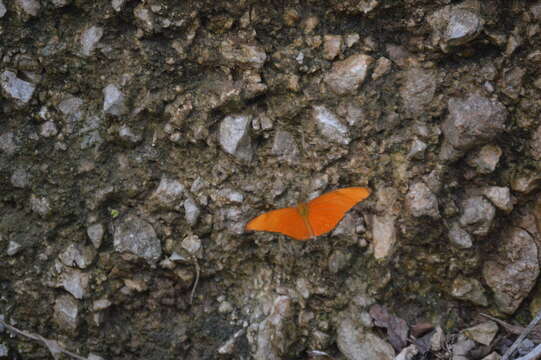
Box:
245;187;371;240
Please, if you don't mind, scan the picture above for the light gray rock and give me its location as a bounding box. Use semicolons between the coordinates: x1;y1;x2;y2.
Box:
400;68;437;117
0;1;6;18
253;296;295;360
59;243;96;269
40;121;58;138
372;214;397;260
183;196;200;226
271;130;299;164
112;0;126;12
405;182;439;218
61;268;90;299
440;93;506;161
220;40;267;68
312;106;351;145
448;223;473;249
324;54;374;95
58;95;84;118
483;226;539;314
1;71;36;103
466;144;502;174
15;0;40;17
463;321;498;346
328;250;350;273
148;176;184;210
451;334;476;360
511;171;541;194
483;186;513;212
450;276;488;306
7;241;23;256
372;57;392;80
50;0;71;7
0;343;7;357
87;223;104;249
133;4;155;32
10;168;30;188
54;295;79;331
459;196;495;236
80;26;104;57
92;298;112;311
323;35;342;60
428;3;483;51
481;352;501;360
219;114;253;162
181;234;203;258
114;214;162;264
0;132;17;155
216;188;244;204
337;317;395;360
118;125;142;143
30;194;52;217
408;138;427;159
103;84;127;116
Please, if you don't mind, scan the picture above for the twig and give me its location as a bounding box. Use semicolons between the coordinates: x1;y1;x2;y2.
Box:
0;318;88;360
190;254;200;304
502;309;541;360
515;344;541;360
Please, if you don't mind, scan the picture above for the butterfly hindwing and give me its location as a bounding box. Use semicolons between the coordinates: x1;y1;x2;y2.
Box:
245;207;311;240
307;187;371;237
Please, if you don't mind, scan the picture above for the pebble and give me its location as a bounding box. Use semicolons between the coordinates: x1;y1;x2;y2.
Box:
459;196;495;236
87;223;104;249
220;40;267;69
15;0;40;17
30;194;52;217
0;344;7;357
511;171;541;194
328;250;350;273
103;84;127;116
7;241;23;256
253;296;294;360
323;35;342;60
463;321;498;346
61;268;90;299
40;121;58;138
408;138;427;159
113;214;162;264
80;26;104;57
448;223;473;249
483;186;513;212
92;299;112;311
372;57;392;80
451;334;476;360
483;226;539;314
312;105;351;145
324;54;374;95
405;182;440;218
0;132;17;156
59;243;96;269
181;234;203;258
271;130;300;164
400;68;437;117
336;317;395;360
0;1;6;18
219;114;253;162
10;168;30;188
466;144;502;174
450;276;488;306
147;176;184;210
118;125;142;143
372;214;397;260
54;295;79;331
428;4;483;51
133;4;155;32
111;0;126;12
183;196;201;226
0;71;36;104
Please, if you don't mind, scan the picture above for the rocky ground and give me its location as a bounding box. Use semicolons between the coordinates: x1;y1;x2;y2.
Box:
1;0;541;359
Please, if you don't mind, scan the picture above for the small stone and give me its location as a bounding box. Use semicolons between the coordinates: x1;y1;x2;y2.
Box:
92;298;112;311
10;168;30;188
30;194;52;217
61;268;90;299
219;114;253;162
80;26;104;57
337;317;395;360
530;125;541;160
87;223;104;249
1;71;36;103
133;4;155;32
40;121;58;138
59;243;96;269
111;0;125;12
511;172;541;194
408;138;427;159
459;196;495;236
87;354;105;360
481;352;501;360
483;226;539;314
405;182;439;218
483;186;513;212
312;106;351;145
118;125;142;143
428;4;483;51
448;223;473;249
271;130;299;164
181;234;202;258
183;197;200;226
372;57;392;80
400;68;437;117
148;176;184;210
50;0;70;7
328;250;350;273
253;296;294;360
103;84;127;116
372;214;397;260
7;241;23;256
463;321;498;346
394;345;418;360
440;93;506;161
0;343;7;357
218;301;233;314
54;295;79;331
323;35;342;60
466;145;502;174
450;276;488;306
451;334;476;360
0;132;17;156
324;54;374;95
15;0;40;17
220;40;267;68
114;214;162;264
0;1;6;18
431;327;445;351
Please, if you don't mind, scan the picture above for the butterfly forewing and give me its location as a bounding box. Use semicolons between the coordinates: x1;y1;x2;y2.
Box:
245;207;312;240
307;187;371;237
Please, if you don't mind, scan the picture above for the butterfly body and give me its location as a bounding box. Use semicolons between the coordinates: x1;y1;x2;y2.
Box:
246;187;371;240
